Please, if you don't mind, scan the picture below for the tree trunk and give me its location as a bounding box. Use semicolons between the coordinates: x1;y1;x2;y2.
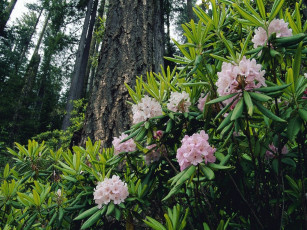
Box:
11;12;50;138
153;0;165;73
83;0;106;98
187;0;193;21
62;0;98;130
0;0;18;36
15;8;43;73
81;0;157;147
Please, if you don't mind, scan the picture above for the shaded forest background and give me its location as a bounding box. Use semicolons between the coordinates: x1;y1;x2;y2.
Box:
0;0;202;166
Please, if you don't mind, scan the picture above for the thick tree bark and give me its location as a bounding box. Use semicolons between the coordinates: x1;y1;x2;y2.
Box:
81;0;157;147
0;0;18;36
62;0;98;130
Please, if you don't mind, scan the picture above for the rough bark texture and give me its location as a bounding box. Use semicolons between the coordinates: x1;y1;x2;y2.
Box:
81;0;157;147
62;0;98;130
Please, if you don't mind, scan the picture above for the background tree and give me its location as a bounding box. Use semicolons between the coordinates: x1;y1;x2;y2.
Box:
62;0;99;130
0;0;18;36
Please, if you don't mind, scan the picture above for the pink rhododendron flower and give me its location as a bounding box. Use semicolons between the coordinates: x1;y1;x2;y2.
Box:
144;144;165;165
216;57;266;106
197;94;208;112
93;175;129;208
252;19;292;48
167;91;191;113
112;133;136;155
176;130;216;171
265;143;288;160
132;95;163;124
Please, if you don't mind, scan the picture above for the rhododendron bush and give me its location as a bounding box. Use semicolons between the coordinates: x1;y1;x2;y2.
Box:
1;0;306;229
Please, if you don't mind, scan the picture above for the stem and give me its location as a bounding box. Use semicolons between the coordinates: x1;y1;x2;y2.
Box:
163;146;179;173
228;172;264;229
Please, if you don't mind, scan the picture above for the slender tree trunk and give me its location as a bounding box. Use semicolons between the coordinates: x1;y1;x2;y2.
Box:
0;0;18;36
83;0;106;98
11;12;49;128
15;8;43;73
62;0;98;130
10;12;49;142
187;0;193;21
153;0;165;73
81;0;156;147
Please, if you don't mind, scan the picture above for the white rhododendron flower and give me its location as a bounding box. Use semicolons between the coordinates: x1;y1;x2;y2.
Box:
112;133;136;155
132;95;163;124
167;91;191;113
252;19;292;48
216;57;266;106
176;130;216;171
93;175;129;208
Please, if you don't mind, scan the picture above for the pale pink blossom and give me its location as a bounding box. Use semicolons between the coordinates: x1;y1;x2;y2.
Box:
57;189;61;197
216;57;266;106
112;133;136;155
252;19;292;48
167;91;191;113
176;130;216;171
132;95;163;124
265;143;288;160
93;175;129;208
198;94;208;112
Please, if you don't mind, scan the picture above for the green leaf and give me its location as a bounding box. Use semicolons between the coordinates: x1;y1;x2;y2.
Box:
256;83;291;92
231;98;243;120
233;3;263;26
207;93;238;104
287;116;301;141
208;163;232;170
200;165;215;180
256;0;266;19
243;92;253;116
144;216;167;230
249;92;272;102
74;207;99;220
253;101;286;122
269;0;285;20
298;109;307;122
3;164;9;178
81;209;102;230
292;41;302;83
217;111;233;131
106;202;115;216
281;158;296;168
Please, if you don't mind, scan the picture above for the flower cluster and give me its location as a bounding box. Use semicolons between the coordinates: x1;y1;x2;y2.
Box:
132;95;163;124
144;144;165;165
216;57;266;105
176;130;216;171
93;175;129;208
112;133;136;155
252;19;292;48
265;143;288;160
167;91;191;113
197;94;208;112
